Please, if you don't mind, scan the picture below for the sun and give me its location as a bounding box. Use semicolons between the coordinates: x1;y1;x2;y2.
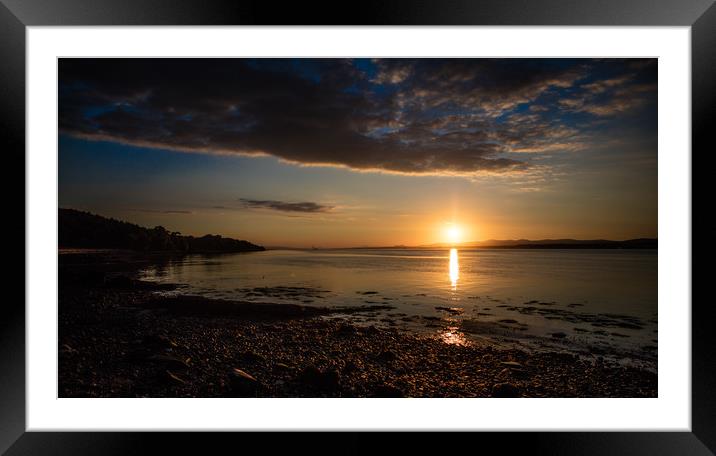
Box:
445;224;463;244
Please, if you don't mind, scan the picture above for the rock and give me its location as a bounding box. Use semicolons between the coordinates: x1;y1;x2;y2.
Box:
231;368;257;381
297;366;341;391
162;370;186;385
337;323;357;336
60;344;77;355
274;362;292;371
492;382;521;398
551;332;567;339
238;351;265;363
376;350;397;362
511;368;530;380
500;361;523;368
372;384;404;398
146;354;190;370
125;347;153;361
228;368;259;395
143;334;178;349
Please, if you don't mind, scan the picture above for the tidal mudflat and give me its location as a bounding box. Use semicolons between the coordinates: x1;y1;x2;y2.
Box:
140;248;657;369
59;250;656;398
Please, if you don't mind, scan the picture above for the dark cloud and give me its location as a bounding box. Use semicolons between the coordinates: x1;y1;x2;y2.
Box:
239;198;333;213
58;58;656;176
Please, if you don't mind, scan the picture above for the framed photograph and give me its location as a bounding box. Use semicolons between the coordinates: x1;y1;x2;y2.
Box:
5;0;712;453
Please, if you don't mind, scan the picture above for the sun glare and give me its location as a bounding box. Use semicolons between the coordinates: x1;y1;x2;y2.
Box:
445;224;462;244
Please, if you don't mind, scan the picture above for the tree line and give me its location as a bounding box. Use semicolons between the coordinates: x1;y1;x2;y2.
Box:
59;208;265;252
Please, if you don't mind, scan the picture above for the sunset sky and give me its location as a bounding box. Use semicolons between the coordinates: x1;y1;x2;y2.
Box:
58;58;657;248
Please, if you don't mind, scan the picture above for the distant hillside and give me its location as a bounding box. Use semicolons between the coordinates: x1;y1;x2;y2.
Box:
59;208;265;253
474;238;656;249
423;238;657;249
350;238;658;250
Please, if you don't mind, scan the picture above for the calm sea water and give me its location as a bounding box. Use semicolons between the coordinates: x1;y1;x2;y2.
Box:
140;248;657;368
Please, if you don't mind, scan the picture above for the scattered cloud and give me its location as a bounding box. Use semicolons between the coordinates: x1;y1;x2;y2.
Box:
238;198;334;213
556;62;657;117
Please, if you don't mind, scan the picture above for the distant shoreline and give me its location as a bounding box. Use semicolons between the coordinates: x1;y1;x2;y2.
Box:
268;242;658;251
342;244;658;251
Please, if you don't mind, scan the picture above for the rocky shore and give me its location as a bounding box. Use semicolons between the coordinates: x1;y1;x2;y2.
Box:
58;252;657;398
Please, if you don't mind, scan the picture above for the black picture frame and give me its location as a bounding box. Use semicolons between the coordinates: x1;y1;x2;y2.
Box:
3;0;712;454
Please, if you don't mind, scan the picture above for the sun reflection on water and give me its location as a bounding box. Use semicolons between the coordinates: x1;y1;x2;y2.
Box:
449;248;459;290
439;325;469;346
